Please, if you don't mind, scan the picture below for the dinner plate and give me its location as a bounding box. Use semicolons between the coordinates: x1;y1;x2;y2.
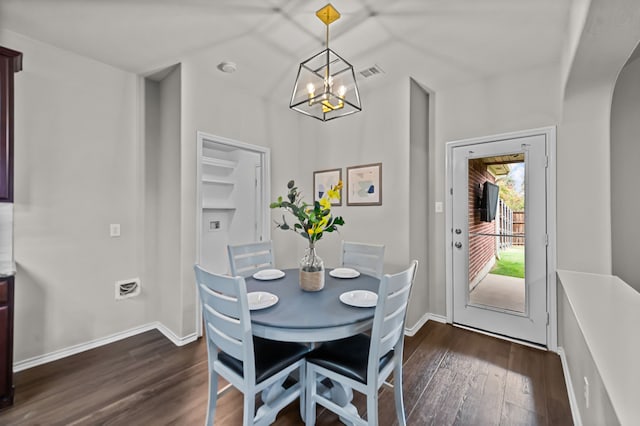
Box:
252;269;285;280
247;291;279;310
339;290;378;308
330;267;361;279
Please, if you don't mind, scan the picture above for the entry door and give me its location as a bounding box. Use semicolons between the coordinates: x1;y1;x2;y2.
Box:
452;135;547;345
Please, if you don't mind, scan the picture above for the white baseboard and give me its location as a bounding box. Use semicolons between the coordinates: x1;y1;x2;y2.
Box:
404;312;448;336
14;322;197;372
155;322;198;347
558;347;582;426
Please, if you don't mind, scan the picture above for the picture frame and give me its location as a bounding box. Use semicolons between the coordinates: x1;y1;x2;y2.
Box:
313;168;342;206
346;163;382;206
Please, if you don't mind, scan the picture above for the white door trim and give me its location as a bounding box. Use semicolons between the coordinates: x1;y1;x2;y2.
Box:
194;131;271;337
445;126;557;350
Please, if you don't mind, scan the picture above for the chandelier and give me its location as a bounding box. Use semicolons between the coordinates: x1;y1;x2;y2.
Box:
289;4;362;122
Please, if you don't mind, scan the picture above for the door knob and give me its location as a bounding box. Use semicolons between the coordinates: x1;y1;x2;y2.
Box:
455;229;462;234
455;242;462;249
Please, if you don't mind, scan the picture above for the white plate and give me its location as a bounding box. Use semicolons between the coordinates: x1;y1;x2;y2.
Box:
330;268;361;279
252;269;285;280
339;290;378;308
247;291;279;310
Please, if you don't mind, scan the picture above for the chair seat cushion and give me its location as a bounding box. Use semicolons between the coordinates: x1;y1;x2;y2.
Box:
306;334;394;384
218;337;309;384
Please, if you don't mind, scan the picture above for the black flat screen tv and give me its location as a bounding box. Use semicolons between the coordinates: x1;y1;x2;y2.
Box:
480;181;499;222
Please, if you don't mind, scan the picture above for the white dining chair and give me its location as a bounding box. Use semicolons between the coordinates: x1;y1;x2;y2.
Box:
228;241;275;277
340;241;385;278
305;260;418;426
194;265;308;426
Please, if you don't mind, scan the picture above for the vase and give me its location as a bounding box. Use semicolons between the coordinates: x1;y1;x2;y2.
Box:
299;243;325;291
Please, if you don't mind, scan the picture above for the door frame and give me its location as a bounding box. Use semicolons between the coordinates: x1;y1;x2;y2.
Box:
445;126;557;350
194;131;271;337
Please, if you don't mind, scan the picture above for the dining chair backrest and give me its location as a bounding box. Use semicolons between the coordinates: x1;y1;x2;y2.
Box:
368;260;418;380
194;265;256;383
341;241;385;278
195;265;308;425
227;241;275;277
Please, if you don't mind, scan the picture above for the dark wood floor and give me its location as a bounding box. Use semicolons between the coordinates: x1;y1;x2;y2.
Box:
0;321;573;425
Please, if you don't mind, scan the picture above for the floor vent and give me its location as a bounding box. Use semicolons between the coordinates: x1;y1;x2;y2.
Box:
115;278;141;300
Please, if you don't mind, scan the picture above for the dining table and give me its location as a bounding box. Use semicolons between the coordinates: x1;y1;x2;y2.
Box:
245;267;380;342
245;267;381;417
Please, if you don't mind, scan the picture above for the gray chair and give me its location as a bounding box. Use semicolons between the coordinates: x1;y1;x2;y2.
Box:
227;241;275;277
194;265;308;425
340;241;385;278
305;260;418;426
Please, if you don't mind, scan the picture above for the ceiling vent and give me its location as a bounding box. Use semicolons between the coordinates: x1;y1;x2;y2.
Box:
359;64;385;79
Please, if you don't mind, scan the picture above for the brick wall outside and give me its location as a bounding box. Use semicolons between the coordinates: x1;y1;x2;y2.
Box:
468;159;497;284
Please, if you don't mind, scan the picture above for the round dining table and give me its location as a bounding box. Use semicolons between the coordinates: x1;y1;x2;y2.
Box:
246;268;380;343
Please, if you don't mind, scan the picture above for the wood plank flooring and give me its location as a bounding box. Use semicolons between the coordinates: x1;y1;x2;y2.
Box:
0;322;573;425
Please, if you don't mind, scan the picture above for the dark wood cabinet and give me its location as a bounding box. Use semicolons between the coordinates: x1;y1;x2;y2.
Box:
0;276;14;408
0;46;22;203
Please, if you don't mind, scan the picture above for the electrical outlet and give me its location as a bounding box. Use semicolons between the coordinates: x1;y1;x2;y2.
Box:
584;376;590;409
209;220;221;231
435;202;443;213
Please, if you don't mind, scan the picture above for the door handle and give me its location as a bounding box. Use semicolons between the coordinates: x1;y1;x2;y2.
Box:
455;242;462;249
455;229;462;234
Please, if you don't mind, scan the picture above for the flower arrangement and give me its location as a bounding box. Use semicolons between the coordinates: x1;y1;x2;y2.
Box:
269;180;345;244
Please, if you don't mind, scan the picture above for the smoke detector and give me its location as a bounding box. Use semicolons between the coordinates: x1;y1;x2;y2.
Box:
217;61;237;73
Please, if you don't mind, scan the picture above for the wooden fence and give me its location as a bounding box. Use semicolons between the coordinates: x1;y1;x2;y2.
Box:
497;199;524;248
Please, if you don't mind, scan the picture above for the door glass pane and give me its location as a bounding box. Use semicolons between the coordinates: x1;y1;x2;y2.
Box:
467;155;525;313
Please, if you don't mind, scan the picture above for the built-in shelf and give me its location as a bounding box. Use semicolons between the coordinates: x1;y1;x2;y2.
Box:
202;157;237;169
202;177;234;185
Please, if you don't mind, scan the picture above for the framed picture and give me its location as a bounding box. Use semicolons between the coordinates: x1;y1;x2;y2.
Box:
347;163;382;206
313;168;342;205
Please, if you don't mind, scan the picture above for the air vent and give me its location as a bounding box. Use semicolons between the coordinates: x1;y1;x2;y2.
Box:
359;64;385;79
115;278;141;300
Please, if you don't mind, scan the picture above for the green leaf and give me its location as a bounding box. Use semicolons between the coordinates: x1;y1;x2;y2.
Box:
287;180;295;189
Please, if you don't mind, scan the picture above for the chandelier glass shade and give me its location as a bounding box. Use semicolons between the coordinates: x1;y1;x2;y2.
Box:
289;4;362;121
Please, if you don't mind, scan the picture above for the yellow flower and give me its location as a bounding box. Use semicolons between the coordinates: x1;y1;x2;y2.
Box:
307;228;314;235
319;197;331;210
318;216;328;229
326;180;343;200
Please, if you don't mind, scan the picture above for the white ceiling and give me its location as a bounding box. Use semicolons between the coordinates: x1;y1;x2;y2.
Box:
0;0;572;96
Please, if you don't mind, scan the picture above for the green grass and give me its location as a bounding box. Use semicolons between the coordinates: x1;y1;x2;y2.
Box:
490;246;525;278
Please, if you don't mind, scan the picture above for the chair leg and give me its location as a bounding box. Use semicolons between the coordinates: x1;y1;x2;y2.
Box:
305;364;317;425
206;370;219;426
366;391;378;426
299;362;306;421
243;390;256;426
393;363;406;426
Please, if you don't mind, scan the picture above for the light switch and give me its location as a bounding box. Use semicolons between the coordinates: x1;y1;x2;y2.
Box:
110;224;121;237
435;202;443;213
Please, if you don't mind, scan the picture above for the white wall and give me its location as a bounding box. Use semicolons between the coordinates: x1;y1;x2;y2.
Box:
1;30;148;362
610;54;640;292
555;0;640;423
558;283;618;425
179;54;283;336
291;78;412;274
427;64;563;316
408;80;431;328
557;0;640;274
144;66;183;336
